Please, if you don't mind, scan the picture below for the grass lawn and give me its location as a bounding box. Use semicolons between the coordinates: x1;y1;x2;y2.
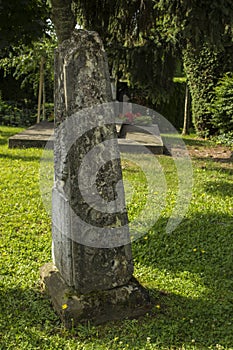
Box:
0;126;233;350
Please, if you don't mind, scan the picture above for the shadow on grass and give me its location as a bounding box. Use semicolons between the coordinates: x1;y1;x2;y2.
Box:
203;180;233;197
133;211;233;285
0;213;232;350
96;287;233;349
0;152;42;162
0;128;24;138
0;139;8;145
111;290;233;349
182;137;210;148
193;155;233;165
131;211;233;347
0;127;24;146
1;283;232;349
192;159;233;177
208;167;233;177
0;131;17;145
0;286;61;348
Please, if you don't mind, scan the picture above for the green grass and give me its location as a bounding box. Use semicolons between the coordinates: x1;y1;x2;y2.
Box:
0;126;233;350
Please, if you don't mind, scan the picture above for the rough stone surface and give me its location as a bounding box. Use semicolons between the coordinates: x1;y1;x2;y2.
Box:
54;29;112;122
8;121;54;149
43;29;152;327
41;263;152;327
118;124;164;155
52;29;133;293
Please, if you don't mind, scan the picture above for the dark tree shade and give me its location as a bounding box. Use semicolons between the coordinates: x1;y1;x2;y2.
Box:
49;0;176;103
0;0;49;56
74;0;156;42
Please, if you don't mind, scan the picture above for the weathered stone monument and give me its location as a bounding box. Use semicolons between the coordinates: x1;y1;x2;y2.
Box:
40;6;151;327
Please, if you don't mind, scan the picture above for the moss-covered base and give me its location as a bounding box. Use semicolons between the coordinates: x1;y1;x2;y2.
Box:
40;262;152;328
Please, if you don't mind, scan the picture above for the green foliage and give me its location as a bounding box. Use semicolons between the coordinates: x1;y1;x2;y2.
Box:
1;126;233;349
115;41;175;104
155;0;233;136
183;45;221;137
0;0;50;57
0;97;54;126
155;0;233;49
0;35;57;98
71;0;177;103
74;0;156;43
211;132;233;147
0;94;37;126
44;102;55;121
156;80;186;130
129;79;186;130
210;73;233;134
184;45;233;137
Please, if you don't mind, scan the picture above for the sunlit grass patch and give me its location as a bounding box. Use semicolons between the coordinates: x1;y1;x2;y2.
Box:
0;126;233;350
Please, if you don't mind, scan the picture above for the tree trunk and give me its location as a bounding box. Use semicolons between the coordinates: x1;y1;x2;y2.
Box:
37;56;45;124
182;83;190;135
42;78;46;120
50;0;76;44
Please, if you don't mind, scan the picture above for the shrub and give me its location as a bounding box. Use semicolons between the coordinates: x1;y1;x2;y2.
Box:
211;132;233;147
210;73;233;134
0;93;54;126
183;44;220;137
0;97;37;126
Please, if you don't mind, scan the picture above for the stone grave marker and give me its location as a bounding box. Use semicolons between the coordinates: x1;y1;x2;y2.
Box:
40;29;151;327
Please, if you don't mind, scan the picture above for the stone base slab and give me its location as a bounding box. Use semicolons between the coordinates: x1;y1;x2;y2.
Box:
8;121;54;149
40;262;152;328
9;122;163;154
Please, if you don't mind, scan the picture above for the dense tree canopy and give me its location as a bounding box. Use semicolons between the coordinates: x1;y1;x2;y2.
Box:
0;0;232;134
51;0;176;103
0;0;50;57
0;35;56;96
155;0;233;135
50;1;233;132
0;1;55;124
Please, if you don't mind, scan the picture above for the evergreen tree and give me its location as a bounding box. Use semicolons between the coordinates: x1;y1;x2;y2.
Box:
155;0;233;135
51;0;177;103
51;1;233;134
0;0;50;57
